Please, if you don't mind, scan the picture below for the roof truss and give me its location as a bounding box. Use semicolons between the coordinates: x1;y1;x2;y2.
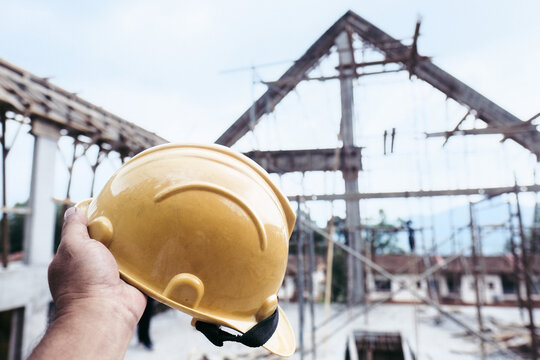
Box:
0;58;166;157
216;10;540;159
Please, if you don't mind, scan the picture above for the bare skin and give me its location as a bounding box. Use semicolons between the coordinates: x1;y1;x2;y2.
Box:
29;207;147;360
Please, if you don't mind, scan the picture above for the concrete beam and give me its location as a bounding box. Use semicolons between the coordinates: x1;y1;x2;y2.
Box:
244;147;362;174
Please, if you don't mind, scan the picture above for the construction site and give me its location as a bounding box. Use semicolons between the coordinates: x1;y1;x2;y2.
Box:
1;3;539;360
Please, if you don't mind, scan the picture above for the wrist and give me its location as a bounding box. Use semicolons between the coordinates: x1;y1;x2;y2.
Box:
54;297;141;332
30;299;140;360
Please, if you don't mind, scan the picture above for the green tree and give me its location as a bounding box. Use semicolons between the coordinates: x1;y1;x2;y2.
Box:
372;209;405;255
4;202;28;254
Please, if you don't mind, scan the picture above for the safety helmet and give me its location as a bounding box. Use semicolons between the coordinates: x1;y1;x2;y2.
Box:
76;143;296;356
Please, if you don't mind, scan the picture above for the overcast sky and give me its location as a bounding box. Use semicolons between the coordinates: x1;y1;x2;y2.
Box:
1;1;539;140
1;0;539;252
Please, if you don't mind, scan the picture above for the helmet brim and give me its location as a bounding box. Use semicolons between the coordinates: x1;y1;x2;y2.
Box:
261;306;296;356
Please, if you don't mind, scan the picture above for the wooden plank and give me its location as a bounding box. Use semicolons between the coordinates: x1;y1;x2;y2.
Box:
0;207;31;215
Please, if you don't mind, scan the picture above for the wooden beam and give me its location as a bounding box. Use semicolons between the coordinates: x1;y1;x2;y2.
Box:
261;68;404;86
426;124;539;138
288;184;540;201
245;147;362;174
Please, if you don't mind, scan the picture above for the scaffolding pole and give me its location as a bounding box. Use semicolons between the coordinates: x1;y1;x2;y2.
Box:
507;202;526;321
307;228;317;360
297;200;305;360
515;187;538;359
1;110;9;268
469;202;486;360
323;218;334;357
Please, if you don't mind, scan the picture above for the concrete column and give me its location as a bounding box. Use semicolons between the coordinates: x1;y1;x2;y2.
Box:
21;119;60;356
336;31;364;305
23;120;60;265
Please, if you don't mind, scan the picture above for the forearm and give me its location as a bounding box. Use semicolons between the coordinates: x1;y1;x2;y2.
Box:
28;300;139;360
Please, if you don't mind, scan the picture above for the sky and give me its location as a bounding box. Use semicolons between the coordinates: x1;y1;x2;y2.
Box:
1;0;539;253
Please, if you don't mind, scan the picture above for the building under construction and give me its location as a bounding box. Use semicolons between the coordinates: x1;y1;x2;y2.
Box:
1;10;539;360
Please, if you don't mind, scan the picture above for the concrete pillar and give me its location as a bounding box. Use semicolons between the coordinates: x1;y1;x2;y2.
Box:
23;120;60;265
336;31;364;305
21;119;60;356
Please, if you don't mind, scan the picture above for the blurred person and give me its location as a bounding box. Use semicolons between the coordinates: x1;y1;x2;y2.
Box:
137;295;155;350
28;207;147;360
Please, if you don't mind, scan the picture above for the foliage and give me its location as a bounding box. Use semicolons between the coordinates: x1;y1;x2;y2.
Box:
53;204;66;252
0;201;64;255
371;210;406;255
330;248;348;302
7;203;26;253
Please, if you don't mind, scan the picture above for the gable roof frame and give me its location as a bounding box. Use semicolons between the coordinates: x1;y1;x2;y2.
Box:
216;10;540;159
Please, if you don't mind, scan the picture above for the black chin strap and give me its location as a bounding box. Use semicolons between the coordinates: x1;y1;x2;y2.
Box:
195;309;279;348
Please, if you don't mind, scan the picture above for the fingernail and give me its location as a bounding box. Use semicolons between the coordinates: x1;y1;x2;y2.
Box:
64;206;78;219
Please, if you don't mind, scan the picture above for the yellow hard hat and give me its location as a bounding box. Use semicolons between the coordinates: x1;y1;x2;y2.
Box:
76;143;296;356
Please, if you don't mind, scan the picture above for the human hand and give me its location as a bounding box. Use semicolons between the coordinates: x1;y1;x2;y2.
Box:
29;207;147;359
48;206;146;327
